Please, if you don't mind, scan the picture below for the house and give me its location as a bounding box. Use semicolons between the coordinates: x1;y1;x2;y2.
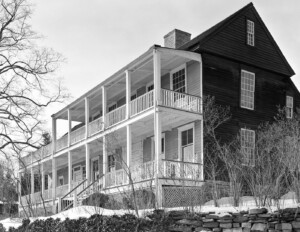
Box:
18;3;299;214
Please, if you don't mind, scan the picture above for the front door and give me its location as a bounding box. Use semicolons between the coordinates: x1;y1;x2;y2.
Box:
73;166;82;183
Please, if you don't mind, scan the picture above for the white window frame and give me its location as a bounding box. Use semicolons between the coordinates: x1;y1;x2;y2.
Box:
178;123;195;162
58;175;64;186
170;64;187;93
247;20;255;46
286;96;293;119
240;70;255;110
241;128;255;166
72;165;82;181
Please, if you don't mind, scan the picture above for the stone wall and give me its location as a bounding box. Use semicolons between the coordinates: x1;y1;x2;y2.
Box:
168;208;300;232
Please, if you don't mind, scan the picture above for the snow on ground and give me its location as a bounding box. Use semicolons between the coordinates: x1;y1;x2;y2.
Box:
1;192;300;231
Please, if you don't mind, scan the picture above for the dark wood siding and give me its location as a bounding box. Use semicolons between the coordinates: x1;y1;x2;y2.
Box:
200;7;292;77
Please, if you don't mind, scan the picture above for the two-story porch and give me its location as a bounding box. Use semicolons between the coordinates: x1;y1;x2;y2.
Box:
19;46;203;214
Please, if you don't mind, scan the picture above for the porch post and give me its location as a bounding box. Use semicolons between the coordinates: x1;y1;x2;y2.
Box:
102;136;107;188
68;151;72;192
126;124;132;182
31;167;34;195
18;172;22;206
199;59;204;180
102;86;107;128
41;163;45;196
85;97;89;138
52;117;57;153
125;70;131;119
153;48;163;208
86;143;91;184
68;109;72;146
52;157;57;214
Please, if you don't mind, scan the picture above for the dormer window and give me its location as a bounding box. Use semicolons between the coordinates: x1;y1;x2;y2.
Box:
247;20;255;46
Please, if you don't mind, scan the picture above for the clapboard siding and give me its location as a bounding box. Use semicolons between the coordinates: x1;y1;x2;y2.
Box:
199;7;292;76
202;53;299;141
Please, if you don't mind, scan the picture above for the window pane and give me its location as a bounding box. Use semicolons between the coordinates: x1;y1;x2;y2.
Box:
172;68;186;93
182;130;187;146
241;71;255;110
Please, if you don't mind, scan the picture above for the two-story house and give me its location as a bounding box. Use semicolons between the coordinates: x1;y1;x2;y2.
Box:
18;3;299;215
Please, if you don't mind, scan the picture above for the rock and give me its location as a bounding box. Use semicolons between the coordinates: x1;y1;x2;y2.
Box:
282;230;292;232
232;228;243;232
251;223;267;231
195;227;211;232
220;215;234;219
234;216;249;223
292;221;300;229
203;222;219;228
219;219;233;223
242;222;252;228
223;229;233;232
203;219;215;223
176;219;202;227
257;214;271;218
249;220;267;224
249;208;268;215
233;223;240;228
220;223;232;229
243;228;251;232
213;228;222;232
206;214;220;220
275;223;292;230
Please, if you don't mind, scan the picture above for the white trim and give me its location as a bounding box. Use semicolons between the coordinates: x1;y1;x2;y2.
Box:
170;63;187;93
177;122;195;162
240;70;255;110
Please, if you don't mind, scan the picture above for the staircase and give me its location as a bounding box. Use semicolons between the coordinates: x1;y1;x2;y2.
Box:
59;176;103;212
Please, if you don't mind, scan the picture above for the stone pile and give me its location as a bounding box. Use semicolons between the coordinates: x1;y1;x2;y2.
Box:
168;208;300;232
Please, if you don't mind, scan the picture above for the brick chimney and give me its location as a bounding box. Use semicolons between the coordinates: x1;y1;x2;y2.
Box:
164;29;191;49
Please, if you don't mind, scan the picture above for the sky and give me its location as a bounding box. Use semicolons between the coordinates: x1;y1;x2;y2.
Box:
29;0;300;131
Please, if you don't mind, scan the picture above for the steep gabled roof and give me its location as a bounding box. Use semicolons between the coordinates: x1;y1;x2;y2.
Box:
180;2;295;77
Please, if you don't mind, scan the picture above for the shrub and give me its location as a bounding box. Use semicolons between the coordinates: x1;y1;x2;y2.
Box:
82;192;109;207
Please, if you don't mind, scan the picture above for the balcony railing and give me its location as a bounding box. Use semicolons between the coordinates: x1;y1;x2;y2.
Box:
131;160;155;182
106;105;126;127
130;90;154;116
106;169;128;187
56;136;68;151
161;89;201;113
161;159;202;180
88;117;104;136
70;126;86;145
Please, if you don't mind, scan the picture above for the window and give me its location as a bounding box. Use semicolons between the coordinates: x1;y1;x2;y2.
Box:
147;83;154;92
108;103;117;112
108;155;115;172
178;123;195;162
131;94;137;101
44;175;48;190
247;20;255;46
171;65;186;93
241;128;255;166
286;96;293;118
58;176;64;186
241;70;255;110
151;133;166;159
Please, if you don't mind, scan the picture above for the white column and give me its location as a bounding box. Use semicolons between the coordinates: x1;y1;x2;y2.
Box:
126;125;132;175
41;163;45;195
102;136;107;188
31;168;34;195
85;97;90;138
102;86;107;128
52;157;57;213
125;70;131;119
52;117;57;153
68;109;72;146
68;151;72;192
153;49;163;208
86;143;91;184
199;59;204;180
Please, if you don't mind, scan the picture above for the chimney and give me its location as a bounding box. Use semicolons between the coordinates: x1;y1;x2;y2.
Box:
164;29;191;49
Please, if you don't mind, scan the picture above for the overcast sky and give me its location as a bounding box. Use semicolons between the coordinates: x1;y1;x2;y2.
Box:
29;0;300;130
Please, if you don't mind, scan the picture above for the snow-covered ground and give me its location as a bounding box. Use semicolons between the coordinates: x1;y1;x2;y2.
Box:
1;192;299;231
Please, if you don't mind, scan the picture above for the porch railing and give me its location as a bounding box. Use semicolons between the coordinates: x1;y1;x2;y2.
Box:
131;160;155;182
70;126;86;145
88;117;104;136
161;159;202;180
130;90;154;116
56;136;68;151
43;188;52;200
161;89;201;113
106;169;128;187
106;105;126;127
56;184;69;197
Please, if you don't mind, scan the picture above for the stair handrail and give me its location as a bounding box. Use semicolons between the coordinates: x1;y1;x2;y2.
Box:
61;179;87;201
77;174;104;198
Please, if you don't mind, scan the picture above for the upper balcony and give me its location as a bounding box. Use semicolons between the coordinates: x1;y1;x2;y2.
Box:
20;46;202;170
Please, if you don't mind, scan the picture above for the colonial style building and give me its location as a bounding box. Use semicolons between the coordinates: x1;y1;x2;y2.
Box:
18;3;299;214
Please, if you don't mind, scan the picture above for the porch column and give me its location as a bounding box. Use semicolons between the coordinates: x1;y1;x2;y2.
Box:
153;48;163;208
52;157;57;213
102;136;107;188
68;109;72;146
85;97;90;138
102;86;107;128
125;70;131;119
86;143;91;184
41;163;45;195
68;151;72;192
52;117;57;153
18;172;22;206
31;167;34;195
126;125;132;179
199;59;204;181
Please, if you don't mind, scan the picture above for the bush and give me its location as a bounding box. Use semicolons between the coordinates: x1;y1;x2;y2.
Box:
123;189;155;210
82;192;109;207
